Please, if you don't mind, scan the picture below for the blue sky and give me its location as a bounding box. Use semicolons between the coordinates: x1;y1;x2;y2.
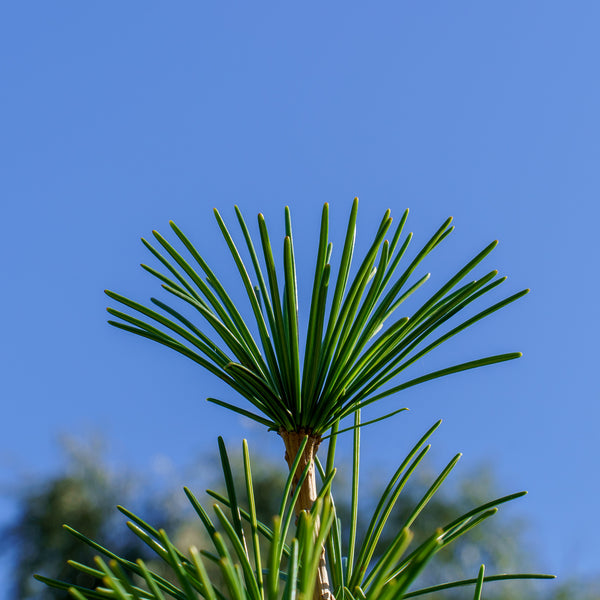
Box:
1;1;598;589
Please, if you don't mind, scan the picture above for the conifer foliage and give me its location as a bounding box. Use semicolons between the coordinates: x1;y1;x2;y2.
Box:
37;201;554;599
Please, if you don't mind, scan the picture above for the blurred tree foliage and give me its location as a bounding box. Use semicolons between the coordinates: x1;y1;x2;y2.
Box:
1;437;596;600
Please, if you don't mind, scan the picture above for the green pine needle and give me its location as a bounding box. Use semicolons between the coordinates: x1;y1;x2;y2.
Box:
106;202;526;436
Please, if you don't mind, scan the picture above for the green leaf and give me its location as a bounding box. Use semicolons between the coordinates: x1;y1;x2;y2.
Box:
347;411;361;580
217;436;248;553
207;397;276;429
213;504;262;600
321;198;359;360
342;352;523;419
302;203;330;404
242;440;264;598
282;538;299;600
267;516;282;600
403;573;556;598
385;531;442;598
68;587;92;600
33;576;109;600
402;453;462;530
320;407;408;440
351;444;430;589
283;235;301;415
136;559;167;600
349;420;441;590
189;547;218;600
203;489;290;556
364;527;413;598
473;564;485;600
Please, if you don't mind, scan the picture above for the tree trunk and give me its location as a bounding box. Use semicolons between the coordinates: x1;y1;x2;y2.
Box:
279;429;334;600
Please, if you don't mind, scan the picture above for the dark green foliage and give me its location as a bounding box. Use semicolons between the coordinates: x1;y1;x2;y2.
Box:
106;203;527;435
6;475;106;600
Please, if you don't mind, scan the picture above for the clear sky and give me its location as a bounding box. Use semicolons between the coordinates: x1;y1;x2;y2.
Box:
1;1;598;589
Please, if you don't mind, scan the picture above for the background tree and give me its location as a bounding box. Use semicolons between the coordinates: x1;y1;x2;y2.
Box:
0;438;180;600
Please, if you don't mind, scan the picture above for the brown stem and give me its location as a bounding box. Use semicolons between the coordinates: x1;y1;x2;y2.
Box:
279;429;334;600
